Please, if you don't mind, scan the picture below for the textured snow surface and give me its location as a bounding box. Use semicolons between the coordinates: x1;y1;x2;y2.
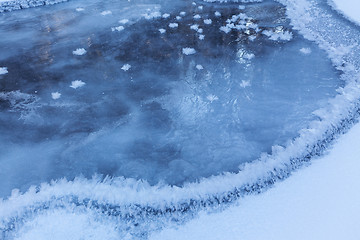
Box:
151;122;360;240
330;0;360;25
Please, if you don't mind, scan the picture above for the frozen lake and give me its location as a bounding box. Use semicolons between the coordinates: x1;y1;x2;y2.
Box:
0;0;342;197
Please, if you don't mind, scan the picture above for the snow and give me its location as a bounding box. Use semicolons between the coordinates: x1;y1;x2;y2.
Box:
196;64;203;70
331;0;360;25
111;26;124;32
179;11;186;16
203;19;212;25
198;34;205;40
150;122;360;240
72;48;87;56
51;92;61;100
300;47;312;55
0;67;8;75
193;14;201;20
70;80;85;89
159;28;166;34
182;48;196;55
168;23;178;28
118;19;129;24
75;7;84;12
162;13;170;19
214;11;221;17
176;16;182;20
190;24;199;31
100;10;112;16
121;64;131;71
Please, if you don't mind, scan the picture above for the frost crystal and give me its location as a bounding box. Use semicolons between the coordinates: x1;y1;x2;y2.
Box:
51;92;61;100
72;48;87;56
0;67;8;75
119;19;129;24
196;64;204;70
204;19;212;25
300;48;312;55
169;23;178;28
111;26;124;32
70;80;86;89
194;14;201;20
121;64;132;71
182;48;196;55
100;10;112;16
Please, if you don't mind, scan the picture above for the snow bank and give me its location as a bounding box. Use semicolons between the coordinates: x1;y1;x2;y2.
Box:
328;0;360;26
150;122;360;240
0;0;69;13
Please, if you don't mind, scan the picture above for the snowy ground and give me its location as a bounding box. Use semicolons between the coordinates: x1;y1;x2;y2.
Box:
150;121;360;240
331;0;360;25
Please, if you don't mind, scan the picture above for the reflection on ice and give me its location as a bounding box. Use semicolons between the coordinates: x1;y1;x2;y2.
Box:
0;0;342;197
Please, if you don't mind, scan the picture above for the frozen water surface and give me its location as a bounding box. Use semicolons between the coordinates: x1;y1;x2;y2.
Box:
0;0;342;197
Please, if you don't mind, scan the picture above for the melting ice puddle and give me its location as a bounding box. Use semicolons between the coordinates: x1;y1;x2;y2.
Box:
0;0;342;199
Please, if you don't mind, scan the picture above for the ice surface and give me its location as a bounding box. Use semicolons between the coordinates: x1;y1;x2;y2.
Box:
0;0;359;239
0;0;342;198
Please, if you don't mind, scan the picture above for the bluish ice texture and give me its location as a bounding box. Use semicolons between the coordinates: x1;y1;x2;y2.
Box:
0;0;342;197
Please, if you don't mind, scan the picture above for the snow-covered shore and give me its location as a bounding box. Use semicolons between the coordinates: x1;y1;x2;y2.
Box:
330;0;360;26
150;121;360;240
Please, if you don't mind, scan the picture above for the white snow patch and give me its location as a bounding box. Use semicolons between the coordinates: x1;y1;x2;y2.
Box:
182;48;196;55
75;7;84;12
111;26;124;32
121;64;131;71
176;16;182;20
238;5;245;9
193;14;201;20
197;28;203;34
118;19;129;24
180;11;186;16
220;25;232;34
199;34;205;40
300;47;312;55
159;28;166;34
169;23;178;28
196;64;204;70
262;29;293;41
214;11;221;17
0;67;8;75
150;121;360;240
70;80;86;89
51;92;61;100
204;19;212;25
162;13;170;19
100;10;112;16
190;24;199;31
330;0;360;26
143;12;161;20
72;48;87;56
198;6;203;10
